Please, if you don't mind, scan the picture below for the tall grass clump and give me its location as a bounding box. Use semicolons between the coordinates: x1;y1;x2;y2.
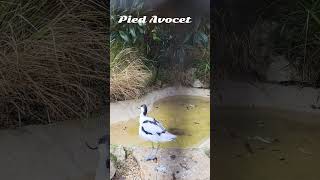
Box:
275;0;320;83
212;8;273;80
0;0;108;128
110;42;151;101
110;0;153;101
194;47;210;84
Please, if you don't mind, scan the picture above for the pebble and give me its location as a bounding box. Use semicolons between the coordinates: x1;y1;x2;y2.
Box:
155;165;167;173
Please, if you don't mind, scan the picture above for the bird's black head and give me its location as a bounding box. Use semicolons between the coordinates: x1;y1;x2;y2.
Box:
140;104;147;116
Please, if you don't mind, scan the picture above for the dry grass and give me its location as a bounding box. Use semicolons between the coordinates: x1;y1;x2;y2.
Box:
0;0;108;128
110;47;152;101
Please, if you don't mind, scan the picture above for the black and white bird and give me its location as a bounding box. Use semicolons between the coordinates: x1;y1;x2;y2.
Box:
139;104;176;161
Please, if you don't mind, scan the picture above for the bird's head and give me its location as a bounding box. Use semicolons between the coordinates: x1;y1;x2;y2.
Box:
140;104;147;116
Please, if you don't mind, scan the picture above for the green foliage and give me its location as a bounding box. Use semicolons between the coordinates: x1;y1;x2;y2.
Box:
110;0;210;90
110;153;118;165
183;17;210;47
147;25;173;60
110;0;147;53
194;47;210;82
275;0;320;82
152;17;209;63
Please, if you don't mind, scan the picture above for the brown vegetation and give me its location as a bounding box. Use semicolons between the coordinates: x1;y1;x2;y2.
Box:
0;0;108;128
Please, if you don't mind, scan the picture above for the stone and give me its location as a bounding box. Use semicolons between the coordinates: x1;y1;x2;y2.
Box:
192;79;204;88
132;147;210;180
155;164;167;173
111;152;142;179
110;160;116;179
266;55;291;82
203;82;210;88
156;80;162;87
110;145;126;162
199;138;210;158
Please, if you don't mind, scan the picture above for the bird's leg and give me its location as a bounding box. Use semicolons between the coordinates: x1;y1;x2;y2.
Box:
145;142;156;161
154;142;160;158
146;143;160;161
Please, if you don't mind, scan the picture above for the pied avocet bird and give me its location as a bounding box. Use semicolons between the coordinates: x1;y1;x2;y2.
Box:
139;104;177;161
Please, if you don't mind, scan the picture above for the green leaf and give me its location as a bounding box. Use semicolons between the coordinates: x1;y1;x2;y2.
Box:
310;10;320;26
199;32;209;45
193;33;202;44
132;0;140;8
152;33;161;41
146;44;150;54
138;26;144;33
129;27;136;39
138;21;146;26
183;32;192;44
119;31;129;42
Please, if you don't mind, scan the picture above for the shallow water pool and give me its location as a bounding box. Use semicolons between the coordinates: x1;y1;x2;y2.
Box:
110;95;210;148
214;107;320;180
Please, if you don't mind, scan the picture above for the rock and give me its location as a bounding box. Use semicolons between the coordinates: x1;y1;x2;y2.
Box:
203;82;210;88
199;138;210;149
156;80;162;87
266;56;292;82
111;153;142;180
110;145;126;162
199;138;210;158
192;79;204;88
110;160;116;179
132;147;210;180
185;104;195;110
155;164;167;173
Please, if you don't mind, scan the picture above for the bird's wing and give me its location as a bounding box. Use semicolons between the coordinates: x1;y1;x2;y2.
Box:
141;119;166;135
153;119;166;131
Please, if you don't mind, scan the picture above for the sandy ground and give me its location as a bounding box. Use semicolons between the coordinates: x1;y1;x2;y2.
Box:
0;112;107;180
132;147;210;180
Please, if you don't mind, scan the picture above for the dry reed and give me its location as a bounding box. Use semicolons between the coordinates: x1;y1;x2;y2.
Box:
0;0;108;128
110;47;152;101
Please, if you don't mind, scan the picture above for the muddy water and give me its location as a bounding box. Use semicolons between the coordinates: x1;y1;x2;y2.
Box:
214;107;320;180
110;95;210;148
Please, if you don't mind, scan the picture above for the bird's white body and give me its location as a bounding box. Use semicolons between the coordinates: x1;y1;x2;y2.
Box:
138;105;176;143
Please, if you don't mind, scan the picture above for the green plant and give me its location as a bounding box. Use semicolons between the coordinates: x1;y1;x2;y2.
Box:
110;0;147;52
212;8;270;80
147;17;210;85
194;47;210;83
149;17;210;64
183;17;210;48
110;0;210;87
275;0;320;83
